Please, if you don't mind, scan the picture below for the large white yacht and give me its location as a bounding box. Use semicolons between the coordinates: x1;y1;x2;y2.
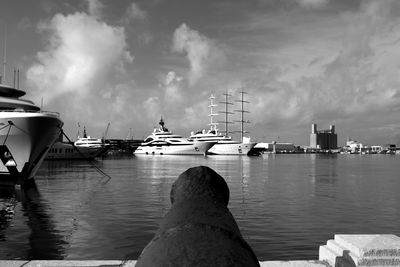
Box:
189;94;256;155
134;117;216;155
0;83;63;186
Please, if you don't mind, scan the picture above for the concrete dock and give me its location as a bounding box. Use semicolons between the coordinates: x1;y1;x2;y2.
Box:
0;260;329;267
2;234;400;266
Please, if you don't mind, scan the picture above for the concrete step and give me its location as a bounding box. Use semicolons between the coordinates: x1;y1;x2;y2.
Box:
319;244;339;266
334;234;400;258
326;239;348;256
320;235;400;266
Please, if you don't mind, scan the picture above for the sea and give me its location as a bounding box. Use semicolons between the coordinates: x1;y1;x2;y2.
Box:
0;153;399;261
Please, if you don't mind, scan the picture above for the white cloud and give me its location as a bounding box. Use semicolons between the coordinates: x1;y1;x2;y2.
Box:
25;8;134;136
124;2;147;22
296;0;329;9
27;12;133;103
86;0;104;18
161;71;183;103
237;1;400;144
172;23;224;86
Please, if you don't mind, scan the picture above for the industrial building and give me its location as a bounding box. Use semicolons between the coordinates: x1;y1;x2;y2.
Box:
310;124;337;150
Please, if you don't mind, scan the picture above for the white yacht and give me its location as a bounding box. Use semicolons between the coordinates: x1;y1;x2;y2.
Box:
134;117;216;155
190;94;256;155
74;127;108;149
46;128;109;160
0;83;63;186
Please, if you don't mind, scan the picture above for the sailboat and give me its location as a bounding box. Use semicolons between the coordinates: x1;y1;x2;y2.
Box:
189;91;256;155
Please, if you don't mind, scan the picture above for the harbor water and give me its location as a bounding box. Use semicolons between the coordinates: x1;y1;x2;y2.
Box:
0;154;399;261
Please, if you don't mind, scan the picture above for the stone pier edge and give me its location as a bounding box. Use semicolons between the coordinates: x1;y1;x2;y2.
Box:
0;260;329;267
3;234;400;266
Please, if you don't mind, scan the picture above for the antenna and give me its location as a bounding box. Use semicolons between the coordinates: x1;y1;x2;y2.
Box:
218;90;234;137
233;89;250;141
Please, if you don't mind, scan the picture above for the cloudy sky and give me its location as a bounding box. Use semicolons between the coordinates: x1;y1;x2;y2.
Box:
1;0;400;146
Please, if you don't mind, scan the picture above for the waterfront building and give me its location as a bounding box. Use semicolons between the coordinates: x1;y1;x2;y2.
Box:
254;142;295;153
371;145;383;153
310;124;337;150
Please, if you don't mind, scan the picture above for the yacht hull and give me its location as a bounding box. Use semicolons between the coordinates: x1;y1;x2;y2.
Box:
207;141;256;155
45;142;109;160
134;141;215;155
0;112;63;186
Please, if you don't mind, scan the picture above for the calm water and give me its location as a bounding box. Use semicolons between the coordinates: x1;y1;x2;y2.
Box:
0;154;399;261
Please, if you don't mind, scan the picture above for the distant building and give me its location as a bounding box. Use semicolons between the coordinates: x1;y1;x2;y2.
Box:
345;138;365;153
254;142;295;153
310;124;337;150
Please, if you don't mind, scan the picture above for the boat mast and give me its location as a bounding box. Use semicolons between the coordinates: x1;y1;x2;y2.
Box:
234;89;250;142
208;94;219;132
219;90;234;137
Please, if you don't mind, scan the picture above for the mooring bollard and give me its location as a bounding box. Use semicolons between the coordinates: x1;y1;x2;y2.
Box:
136;165;260;267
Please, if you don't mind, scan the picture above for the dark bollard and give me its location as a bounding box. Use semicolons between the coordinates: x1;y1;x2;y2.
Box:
136;166;260;267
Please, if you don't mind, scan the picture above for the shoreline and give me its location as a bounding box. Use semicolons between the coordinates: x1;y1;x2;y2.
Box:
2;234;399;266
0;260;329;266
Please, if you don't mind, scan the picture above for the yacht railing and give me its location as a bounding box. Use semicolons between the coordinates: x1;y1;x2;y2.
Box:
0;109;61;117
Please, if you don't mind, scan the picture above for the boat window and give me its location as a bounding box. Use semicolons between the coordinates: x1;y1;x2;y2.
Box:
144;137;153;142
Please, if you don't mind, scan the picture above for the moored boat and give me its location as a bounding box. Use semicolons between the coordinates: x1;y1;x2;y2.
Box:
0;83;63;186
134;117;215;155
46;127;109;160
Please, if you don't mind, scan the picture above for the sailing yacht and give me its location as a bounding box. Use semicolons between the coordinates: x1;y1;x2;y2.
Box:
134;117;216;155
0;82;63;186
190;93;255;155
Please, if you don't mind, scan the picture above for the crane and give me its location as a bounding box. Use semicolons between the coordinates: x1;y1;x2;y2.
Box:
102;122;110;143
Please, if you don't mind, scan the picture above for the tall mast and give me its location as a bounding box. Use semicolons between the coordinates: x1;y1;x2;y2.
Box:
208;94;219;132
218;90;234;137
234;89;250;142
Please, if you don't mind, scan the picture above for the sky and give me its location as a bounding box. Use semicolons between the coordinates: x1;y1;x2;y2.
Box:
1;0;400;146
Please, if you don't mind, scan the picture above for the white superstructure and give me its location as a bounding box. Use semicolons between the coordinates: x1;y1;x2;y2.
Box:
134;117;215;155
0;83;63;185
74;127;107;149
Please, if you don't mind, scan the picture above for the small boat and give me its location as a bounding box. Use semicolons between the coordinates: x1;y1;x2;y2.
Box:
190;93;255;155
45;128;109;160
0;82;63;186
134;117;216;155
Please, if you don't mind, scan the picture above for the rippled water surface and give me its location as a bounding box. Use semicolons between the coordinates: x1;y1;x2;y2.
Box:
1;154;399;260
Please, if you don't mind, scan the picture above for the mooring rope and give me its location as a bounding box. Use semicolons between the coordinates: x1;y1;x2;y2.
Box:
53;126;114;248
58;126;112;183
2;123;12;145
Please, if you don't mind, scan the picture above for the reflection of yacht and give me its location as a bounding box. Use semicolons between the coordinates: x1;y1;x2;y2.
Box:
0;82;63;186
190;94;255;155
0;183;66;258
134;117;216;155
46;128;109;160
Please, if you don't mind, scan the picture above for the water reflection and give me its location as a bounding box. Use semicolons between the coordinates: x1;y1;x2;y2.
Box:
0;187;16;237
0;182;67;259
310;154;338;199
